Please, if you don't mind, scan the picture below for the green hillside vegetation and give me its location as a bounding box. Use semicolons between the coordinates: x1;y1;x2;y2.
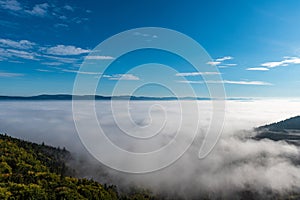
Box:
0;134;155;200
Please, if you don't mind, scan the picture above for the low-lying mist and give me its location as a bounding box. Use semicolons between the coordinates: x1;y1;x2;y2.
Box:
0;100;300;199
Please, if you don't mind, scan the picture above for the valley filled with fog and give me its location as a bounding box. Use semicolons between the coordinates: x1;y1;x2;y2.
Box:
1;100;300;198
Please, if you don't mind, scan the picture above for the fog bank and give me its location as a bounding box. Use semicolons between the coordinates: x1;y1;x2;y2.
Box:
0;100;300;198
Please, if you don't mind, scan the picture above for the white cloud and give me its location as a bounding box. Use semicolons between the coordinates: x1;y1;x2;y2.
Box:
261;61;286;68
64;5;74;11
208;56;235;67
108;74;140;81
0;0;22;11
0;1;82;22
0;42;87;63
261;57;300;68
0;38;35;49
36;69;53;72
207;61;221;66
175;72;220;76
25;3;49;17
59;15;67;20
85;55;115;60
218;64;237;69
0;71;24;77
62;69;101;75
179;80;272;86
46;45;90;55
102;74;112;78
223;80;272;85
246;67;270;71
54;23;68;28
216;56;233;62
224;63;237;66
2;49;38;60
41;54;79;63
72;17;89;24
0;38;89;62
7;49;33;58
0;38;103;67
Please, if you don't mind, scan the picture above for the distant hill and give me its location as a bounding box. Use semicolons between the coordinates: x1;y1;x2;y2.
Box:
0;94;251;101
0;134;155;200
255;116;300;142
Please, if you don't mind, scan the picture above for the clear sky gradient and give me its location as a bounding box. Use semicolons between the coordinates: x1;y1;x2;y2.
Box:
1;0;300;97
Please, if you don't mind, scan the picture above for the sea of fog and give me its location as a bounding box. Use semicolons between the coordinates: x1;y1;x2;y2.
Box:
0;100;300;198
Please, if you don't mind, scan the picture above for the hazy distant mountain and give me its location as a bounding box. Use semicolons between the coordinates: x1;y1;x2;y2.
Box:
0;94;255;101
0;94;211;101
255;116;300;143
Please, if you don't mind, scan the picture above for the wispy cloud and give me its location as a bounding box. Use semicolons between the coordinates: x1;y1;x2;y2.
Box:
207;61;221;66
71;17;89;24
224;63;237;66
261;61;287;68
179;80;272;86
7;49;35;59
85;55;115;60
217;64;237;69
64;5;74;12
207;56;236;67
0;0;22;11
261;57;300;68
0;38;39;60
45;45;90;56
25;3;49;17
1;0;49;17
40;54;79;64
0;48;38;60
133;32;158;39
62;69;101;75
0;38;35;49
54;23;68;29
246;67;269;71
0;71;24;77
222;80;272;85
0;0;88;23
36;69;53;72
175;72;220;76
108;74;140;81
216;56;233;62
0;38;90;65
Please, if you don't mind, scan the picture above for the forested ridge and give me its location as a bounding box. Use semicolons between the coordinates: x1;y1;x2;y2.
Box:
0;134;156;200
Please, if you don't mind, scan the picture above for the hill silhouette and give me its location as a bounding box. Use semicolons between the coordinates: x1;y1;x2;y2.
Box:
255;116;300;142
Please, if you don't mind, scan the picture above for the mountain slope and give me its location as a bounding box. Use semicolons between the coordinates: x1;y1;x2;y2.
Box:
255;116;300;142
0;134;155;200
258;116;300;131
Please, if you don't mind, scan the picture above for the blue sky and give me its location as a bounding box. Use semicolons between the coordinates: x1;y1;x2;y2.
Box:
0;0;300;97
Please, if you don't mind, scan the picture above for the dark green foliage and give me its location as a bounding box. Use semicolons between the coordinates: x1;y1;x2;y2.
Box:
258;116;300;131
255;116;300;142
0;134;156;200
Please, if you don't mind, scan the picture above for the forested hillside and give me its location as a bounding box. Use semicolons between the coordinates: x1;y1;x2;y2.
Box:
0;134;155;200
255;116;300;142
